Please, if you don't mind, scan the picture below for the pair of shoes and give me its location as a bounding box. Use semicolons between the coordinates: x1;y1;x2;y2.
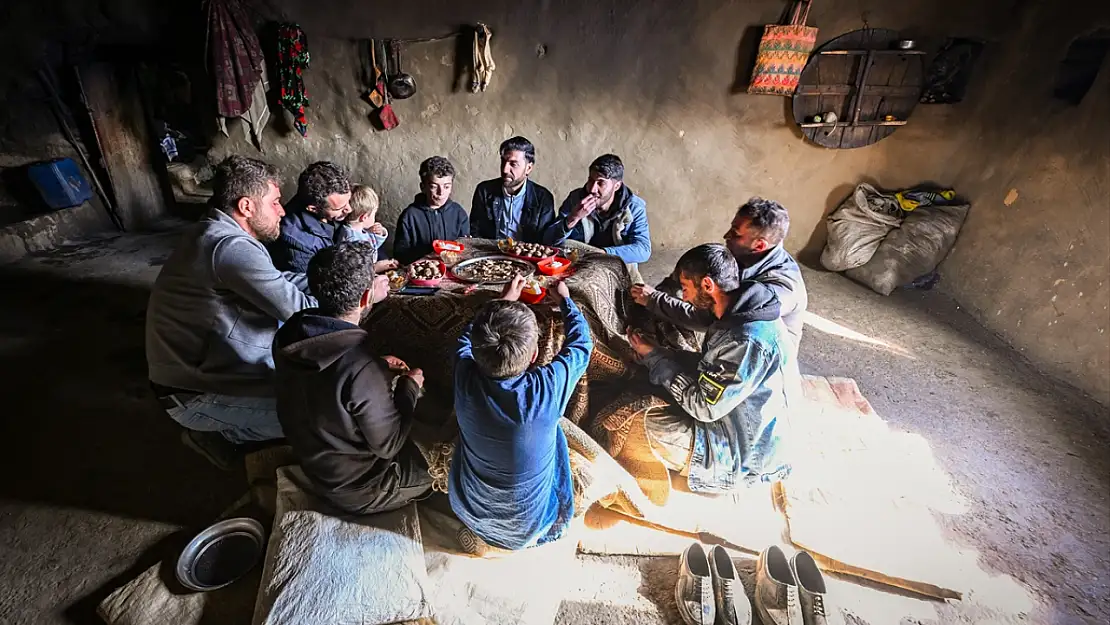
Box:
180;430;242;471
676;543;753;625
756;546;842;625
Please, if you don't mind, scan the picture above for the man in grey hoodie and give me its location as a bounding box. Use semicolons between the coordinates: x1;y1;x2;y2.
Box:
632;197;808;352
146;156;316;466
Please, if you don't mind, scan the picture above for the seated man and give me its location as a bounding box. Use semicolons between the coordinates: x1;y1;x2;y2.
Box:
146;156;316;466
273;243;432;515
469;136;556;242
450;277;592;550
632;197;807;353
394;156;470;265
628;244;791;492
270;161;353;273
543;154;651;276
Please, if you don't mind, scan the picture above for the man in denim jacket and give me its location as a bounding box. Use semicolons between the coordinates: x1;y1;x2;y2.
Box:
628;244;792;492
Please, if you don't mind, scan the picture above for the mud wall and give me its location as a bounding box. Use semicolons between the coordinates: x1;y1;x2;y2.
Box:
906;2;1110;404
207;0;1013;256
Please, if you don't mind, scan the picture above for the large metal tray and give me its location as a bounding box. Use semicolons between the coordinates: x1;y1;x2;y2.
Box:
450;255;535;284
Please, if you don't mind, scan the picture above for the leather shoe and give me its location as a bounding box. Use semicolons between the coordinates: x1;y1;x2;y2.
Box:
755;545;804;625
676;542;715;625
790;551;843;625
707;545;752;624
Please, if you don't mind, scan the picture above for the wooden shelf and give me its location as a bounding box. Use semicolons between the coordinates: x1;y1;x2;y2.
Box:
796;85;922;97
819;49;927;56
799;120;908;128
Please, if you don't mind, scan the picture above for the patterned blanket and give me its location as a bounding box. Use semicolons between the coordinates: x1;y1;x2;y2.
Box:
362;239;697;524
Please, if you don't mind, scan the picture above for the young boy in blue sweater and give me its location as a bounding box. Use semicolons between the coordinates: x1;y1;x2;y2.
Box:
449;276;593;550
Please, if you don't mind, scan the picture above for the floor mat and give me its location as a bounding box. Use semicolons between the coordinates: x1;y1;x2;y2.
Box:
579;375;977;601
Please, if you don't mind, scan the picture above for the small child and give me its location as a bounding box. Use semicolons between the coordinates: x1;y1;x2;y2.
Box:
449;277;593;550
337;185;398;272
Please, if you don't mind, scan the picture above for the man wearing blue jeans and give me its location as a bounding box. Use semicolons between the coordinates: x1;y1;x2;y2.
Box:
146;155;316;467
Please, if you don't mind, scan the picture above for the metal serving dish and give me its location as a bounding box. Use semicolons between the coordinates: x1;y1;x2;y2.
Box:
176;517;265;592
450;255;535;284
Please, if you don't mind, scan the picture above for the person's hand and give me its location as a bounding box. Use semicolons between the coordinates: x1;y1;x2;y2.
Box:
565;195;598;228
374;259;400;272
630;283;656;306
500;274;527;302
627;330;656;357
369;222;387;236
383;355;409;372
404;368;425;388
555;280;571;300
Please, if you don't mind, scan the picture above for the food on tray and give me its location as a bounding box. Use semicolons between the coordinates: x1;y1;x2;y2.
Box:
500;238;556;259
409;259;443;281
523;277;543;295
385;270;407;290
455;258;525;283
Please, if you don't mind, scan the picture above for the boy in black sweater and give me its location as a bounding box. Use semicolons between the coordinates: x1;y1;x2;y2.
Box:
394;156;469;264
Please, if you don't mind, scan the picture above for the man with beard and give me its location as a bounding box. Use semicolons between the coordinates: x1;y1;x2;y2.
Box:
628;244;792;492
273;243;433;514
632;197;807;352
146;156;317;468
270;161;354;273
469;136;556;243
543;154;651;279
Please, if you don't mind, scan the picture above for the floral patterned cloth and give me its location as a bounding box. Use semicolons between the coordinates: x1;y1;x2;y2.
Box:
276;22;310;137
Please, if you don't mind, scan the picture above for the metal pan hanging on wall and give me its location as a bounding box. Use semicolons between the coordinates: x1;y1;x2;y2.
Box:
388;40;417;99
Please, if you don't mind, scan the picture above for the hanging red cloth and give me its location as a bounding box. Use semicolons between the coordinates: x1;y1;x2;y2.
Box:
206;0;265;118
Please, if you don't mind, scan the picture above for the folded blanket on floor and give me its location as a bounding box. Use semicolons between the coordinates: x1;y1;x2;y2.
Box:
251;467;434;625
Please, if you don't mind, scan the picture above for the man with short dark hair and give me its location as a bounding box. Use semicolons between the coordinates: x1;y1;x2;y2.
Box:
270;161;353;273
469;136;557;243
628;243;792;493
394;155;470;264
543;154;652;275
273;242;432;515
449;276;593;550
146;155;316;466
632;197;808;350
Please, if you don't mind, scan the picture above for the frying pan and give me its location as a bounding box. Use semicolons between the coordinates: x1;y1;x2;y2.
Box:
388;39;417;100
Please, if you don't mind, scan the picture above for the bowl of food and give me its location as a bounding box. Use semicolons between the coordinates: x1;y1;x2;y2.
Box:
175;517;265;592
519;279;547;305
499;239;558;261
537;256;571;277
432;240;465;254
408;259;446;286
385;269;407;291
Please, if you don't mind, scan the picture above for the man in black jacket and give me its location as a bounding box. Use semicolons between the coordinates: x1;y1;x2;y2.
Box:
393;156;470;264
469;136;556;243
273;242;432;515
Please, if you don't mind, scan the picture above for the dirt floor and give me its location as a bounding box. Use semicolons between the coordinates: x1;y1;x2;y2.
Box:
0;230;1106;625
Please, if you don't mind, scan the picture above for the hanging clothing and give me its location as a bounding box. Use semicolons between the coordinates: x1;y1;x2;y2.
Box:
276;23;311;137
207;0;265;118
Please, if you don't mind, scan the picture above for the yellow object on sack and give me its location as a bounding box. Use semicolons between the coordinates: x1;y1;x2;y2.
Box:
896;189;956;211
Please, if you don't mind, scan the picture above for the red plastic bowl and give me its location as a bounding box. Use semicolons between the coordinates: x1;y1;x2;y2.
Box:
537;256;571;276
519;286;547;305
407;260;446;287
432;240;464;254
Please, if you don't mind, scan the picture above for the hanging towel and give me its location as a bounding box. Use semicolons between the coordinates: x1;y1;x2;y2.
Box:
276;22;311;137
207;0;265;118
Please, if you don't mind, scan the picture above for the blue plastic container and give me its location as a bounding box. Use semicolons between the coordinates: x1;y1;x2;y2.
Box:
27;158;94;210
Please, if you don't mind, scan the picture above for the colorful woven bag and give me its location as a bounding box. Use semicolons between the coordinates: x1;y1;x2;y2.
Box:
748;1;817;96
